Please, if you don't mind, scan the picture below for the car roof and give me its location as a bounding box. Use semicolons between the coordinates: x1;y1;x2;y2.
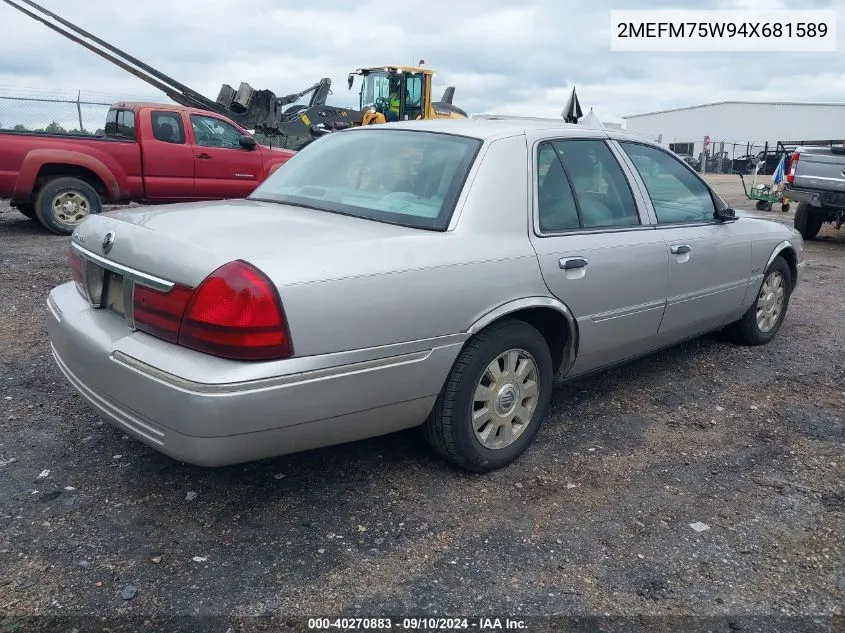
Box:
355;116;657;145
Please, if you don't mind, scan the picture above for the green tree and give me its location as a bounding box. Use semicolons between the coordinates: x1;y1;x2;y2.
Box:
44;121;67;134
12;124;28;131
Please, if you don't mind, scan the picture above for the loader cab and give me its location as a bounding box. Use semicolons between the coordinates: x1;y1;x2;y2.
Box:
348;66;432;123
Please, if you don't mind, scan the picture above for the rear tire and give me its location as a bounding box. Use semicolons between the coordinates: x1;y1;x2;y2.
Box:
422;319;553;473
794;201;823;240
34;177;102;235
725;256;792;346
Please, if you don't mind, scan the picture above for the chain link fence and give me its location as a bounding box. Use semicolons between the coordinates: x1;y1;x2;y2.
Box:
655;137;845;176
0;95;111;135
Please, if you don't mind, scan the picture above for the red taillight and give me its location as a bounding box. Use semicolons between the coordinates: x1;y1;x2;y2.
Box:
178;260;292;360
786;151;799;184
133;284;194;343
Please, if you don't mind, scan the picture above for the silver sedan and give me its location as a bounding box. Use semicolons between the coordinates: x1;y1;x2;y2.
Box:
47;118;805;472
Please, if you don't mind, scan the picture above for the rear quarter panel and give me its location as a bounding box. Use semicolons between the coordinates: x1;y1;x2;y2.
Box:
2;132;143;201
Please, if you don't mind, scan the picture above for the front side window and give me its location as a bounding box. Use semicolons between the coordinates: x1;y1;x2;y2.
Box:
536;139;640;231
619;141;716;224
249;129;481;231
190;114;243;149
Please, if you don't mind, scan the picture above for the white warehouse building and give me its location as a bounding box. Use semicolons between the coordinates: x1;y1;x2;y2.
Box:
622;101;845;161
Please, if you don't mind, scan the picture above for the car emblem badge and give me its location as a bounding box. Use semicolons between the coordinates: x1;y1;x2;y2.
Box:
102;231;115;254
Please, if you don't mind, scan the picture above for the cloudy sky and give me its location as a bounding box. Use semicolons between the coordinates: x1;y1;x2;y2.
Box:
1;0;843;126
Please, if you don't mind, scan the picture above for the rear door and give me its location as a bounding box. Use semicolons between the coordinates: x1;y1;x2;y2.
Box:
138;109;195;200
527;137;669;376
614;140;751;342
188;113;264;199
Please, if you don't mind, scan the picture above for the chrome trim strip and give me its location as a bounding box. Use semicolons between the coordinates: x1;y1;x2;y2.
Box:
592;299;665;322
766;240;794;269
110;348;434;395
467;296;579;376
667;280;749;304
70;242;175;292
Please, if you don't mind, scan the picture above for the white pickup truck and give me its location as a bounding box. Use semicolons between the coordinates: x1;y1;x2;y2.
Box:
784;145;845;240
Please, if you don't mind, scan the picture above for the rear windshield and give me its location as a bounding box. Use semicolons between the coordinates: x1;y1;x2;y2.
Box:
249;128;482;231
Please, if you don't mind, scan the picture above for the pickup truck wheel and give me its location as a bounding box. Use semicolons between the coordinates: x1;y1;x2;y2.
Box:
422;319;553;473
726;256;792;346
794;201;823;240
34;177;102;235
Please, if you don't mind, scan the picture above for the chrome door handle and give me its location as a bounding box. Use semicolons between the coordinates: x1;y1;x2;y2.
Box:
559;257;588;270
670;244;691;254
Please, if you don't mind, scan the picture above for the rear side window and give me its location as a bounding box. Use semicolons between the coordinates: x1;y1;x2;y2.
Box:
250;129;482;231
152;111;185;144
105;109;135;140
537;142;579;231
536;139;640;232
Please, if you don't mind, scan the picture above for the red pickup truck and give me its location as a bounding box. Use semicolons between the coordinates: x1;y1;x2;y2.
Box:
0;102;296;235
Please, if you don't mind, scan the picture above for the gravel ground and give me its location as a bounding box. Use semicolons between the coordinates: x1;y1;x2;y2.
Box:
0;176;843;632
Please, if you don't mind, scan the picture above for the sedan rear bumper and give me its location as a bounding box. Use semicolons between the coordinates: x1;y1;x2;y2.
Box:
47;282;463;466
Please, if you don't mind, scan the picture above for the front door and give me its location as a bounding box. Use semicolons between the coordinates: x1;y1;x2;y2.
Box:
188;113;264;199
614;140;751;342
528;138;669;376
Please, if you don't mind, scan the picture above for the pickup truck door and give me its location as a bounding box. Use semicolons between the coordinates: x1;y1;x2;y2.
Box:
528;138;669;376
614;140;751;342
140;109;195;200
187;113;264;199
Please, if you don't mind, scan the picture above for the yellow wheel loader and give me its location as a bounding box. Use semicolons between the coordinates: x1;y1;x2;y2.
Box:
348;65;467;126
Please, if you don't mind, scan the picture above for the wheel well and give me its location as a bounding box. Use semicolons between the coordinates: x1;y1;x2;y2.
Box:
775;248;798;290
497;307;572;374
33;164;109;202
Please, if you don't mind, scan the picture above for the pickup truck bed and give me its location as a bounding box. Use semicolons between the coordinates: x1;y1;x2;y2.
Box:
0;101;295;235
784;145;845;240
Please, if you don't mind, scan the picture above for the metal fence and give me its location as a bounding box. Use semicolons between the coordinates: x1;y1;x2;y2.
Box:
0;94;305;149
0;94;111;134
655;136;844;175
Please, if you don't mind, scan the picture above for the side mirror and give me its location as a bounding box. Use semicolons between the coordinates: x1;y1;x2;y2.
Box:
239;135;257;150
715;206;736;222
347;74;355;90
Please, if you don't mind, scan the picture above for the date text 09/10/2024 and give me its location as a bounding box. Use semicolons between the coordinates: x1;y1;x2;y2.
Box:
307;617;528;630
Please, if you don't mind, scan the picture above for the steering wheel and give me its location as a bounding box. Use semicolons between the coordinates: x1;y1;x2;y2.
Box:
372;97;391;112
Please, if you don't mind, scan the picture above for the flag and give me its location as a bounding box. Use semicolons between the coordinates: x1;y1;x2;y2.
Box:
771;155;786;185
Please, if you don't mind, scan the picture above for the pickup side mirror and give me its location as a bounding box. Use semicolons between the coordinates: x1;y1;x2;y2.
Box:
715;206;736;222
239;135;257;150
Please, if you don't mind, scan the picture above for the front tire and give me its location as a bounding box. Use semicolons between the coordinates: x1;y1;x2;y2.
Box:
794;201;823;240
34;177;102;235
422;319;553;473
726;256;792;346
